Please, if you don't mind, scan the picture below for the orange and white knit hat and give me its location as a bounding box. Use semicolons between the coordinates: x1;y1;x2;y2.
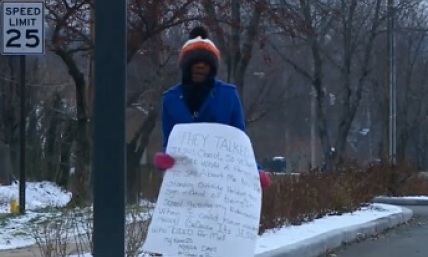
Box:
178;26;221;73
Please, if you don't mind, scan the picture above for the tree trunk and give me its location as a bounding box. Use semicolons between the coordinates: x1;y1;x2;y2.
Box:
422;133;428;170
45;93;62;181
126;109;157;204
202;0;261;105
126;147;140;205
70;81;91;205
55;49;91;206
234;73;245;103
57;118;75;188
397;131;408;162
26;104;43;180
6;57;20;176
375;83;389;162
0;142;13;184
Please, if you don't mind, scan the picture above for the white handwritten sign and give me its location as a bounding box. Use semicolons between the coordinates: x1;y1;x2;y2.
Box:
143;123;262;257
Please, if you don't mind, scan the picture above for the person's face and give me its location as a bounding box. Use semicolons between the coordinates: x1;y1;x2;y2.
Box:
191;61;211;83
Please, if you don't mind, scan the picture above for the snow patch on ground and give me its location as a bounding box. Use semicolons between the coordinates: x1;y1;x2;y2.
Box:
390;196;428;200
0;182;152;251
0;212;50;249
255;203;401;254
0;181;73;250
0;181;72;213
0;181;410;256
70;203;403;257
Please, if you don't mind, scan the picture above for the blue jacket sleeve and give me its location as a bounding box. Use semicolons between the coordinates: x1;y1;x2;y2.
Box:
161;95;174;152
230;88;246;132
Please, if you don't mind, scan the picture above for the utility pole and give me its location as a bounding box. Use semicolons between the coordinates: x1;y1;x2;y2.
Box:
367;98;373;160
387;0;397;165
19;55;26;214
93;0;127;255
310;88;316;169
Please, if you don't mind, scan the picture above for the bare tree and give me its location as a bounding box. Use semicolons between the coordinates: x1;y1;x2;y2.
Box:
127;0;199;62
125;0;201;203
198;0;288;124
45;0;92;204
126;33;180;203
42;0;200;204
366;0;428;165
267;0;416;169
0;56;19;182
393;9;428;162
201;0;262;100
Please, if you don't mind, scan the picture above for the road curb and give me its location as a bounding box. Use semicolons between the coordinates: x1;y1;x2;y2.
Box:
372;196;428;206
255;205;413;257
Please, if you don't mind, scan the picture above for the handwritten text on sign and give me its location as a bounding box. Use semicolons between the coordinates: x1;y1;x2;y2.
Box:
143;123;262;257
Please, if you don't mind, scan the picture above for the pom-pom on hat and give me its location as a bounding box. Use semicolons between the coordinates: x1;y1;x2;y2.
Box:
178;26;221;73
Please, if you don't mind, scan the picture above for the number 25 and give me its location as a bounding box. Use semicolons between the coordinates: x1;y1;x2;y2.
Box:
6;29;39;48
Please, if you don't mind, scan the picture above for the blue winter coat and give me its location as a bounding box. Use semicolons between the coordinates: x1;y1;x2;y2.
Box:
161;79;246;150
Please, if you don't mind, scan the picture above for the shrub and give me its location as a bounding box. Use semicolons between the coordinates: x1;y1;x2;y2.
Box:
30;161;426;256
141;161;426;235
364;161;417;196
259;168;375;234
32;205;152;257
259;161;426;233
396;175;428;196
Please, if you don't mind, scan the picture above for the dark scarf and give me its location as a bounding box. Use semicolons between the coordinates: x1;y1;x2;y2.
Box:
181;68;215;114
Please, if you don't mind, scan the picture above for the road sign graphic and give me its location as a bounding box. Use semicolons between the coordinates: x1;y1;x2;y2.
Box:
1;1;45;55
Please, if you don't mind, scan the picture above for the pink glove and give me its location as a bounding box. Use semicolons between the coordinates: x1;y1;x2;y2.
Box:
153;152;175;170
259;170;271;188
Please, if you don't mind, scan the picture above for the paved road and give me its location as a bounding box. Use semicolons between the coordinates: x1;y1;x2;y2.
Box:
331;205;428;257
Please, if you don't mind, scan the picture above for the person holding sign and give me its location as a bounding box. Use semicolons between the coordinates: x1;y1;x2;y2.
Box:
153;26;271;188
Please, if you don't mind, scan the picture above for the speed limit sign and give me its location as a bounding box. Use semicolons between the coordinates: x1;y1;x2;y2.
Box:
1;1;45;55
